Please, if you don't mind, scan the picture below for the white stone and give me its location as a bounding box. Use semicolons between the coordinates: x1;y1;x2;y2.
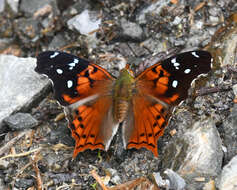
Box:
217;156;237;190
67;10;101;36
0;0;5;12
178;119;223;176
0;55;49;126
7;0;19;12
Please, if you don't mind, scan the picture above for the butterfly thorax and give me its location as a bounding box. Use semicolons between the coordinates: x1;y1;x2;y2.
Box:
113;68;135;123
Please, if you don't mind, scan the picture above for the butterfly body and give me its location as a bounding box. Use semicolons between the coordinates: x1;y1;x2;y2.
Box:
36;50;212;157
113;68;135;122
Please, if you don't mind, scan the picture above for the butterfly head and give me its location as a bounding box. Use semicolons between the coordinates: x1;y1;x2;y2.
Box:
120;64;134;78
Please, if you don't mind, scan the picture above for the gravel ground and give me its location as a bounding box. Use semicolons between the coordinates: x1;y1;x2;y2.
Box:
0;0;237;189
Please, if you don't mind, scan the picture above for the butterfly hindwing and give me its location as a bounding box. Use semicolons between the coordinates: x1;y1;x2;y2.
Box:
66;96;119;157
123;95;171;156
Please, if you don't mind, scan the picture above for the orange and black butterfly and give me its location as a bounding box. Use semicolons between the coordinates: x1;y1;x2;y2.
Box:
35;50;212;157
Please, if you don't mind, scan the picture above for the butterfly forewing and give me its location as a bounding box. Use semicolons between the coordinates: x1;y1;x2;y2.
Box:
136;51;212;105
35;51;114;106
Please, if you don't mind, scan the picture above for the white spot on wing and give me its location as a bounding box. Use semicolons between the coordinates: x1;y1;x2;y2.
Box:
74;58;79;63
174;62;180;67
184;69;191;74
56;69;63;74
171;58;176;63
68;58;79;70
172;80;178;88
192;51;199;58
67;80;73;88
69;63;76;67
171;57;180;70
50;52;59;58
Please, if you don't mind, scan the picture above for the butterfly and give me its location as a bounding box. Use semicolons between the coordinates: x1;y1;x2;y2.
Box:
35;50;212;157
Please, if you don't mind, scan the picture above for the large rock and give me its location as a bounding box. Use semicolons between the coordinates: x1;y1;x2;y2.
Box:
67;9;101;36
178;119;223;177
3;112;39;131
0;54;49;127
217;155;237;190
161;118;223;190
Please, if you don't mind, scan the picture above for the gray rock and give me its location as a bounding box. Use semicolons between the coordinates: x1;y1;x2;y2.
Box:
221;30;237;67
0;178;6;190
217;156;237;190
233;84;237;96
48;33;67;50
19;0;55;17
15;178;34;189
0;0;5;12
172;16;182;25
0;55;49;127
107;168;122;185
186;31;211;48
67;9;101;36
136;0;169;24
0;159;9;169
120;18;144;41
14;18;41;45
164;169;186;190
222;104;237;161
153;172;169;188
141;37;165;54
178;119;223;177
7;0;19;12
67;9;101;49
162;118;223;189
3;112;38;130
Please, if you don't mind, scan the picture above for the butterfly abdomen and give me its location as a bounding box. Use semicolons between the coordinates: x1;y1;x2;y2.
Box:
113;68;135;123
114;99;129;123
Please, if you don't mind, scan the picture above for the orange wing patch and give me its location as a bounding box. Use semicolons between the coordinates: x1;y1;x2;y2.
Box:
124;95;171;157
136;63;181;106
62;64;114;105
67;96;119;158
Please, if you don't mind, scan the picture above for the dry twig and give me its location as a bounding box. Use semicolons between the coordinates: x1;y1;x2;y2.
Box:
91;170;109;190
0;131;28;156
0;147;42;161
32;152;43;190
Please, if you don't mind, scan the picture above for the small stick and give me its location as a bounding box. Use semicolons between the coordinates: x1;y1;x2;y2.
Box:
197;86;232;96
32;152;43;190
0;147;42;160
90;170;109;190
0;131;28;156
